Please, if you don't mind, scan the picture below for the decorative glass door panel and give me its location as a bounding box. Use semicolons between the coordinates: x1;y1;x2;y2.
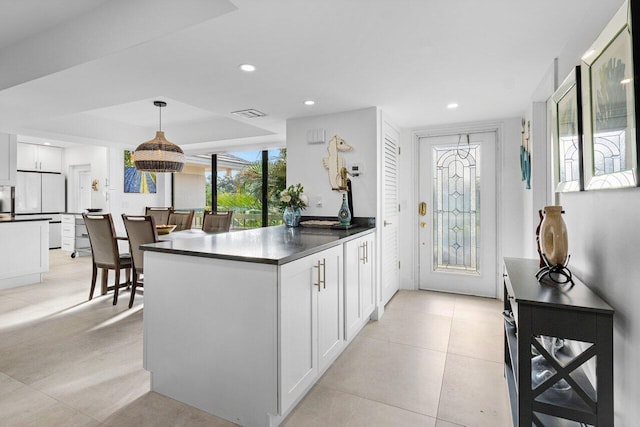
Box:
433;144;480;274
419;132;496;297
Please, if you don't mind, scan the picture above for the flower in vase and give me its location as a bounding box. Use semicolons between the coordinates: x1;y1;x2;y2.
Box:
279;183;307;211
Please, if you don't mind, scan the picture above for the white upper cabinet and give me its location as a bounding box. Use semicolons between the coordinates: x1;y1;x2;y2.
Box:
0;133;17;186
17;143;62;173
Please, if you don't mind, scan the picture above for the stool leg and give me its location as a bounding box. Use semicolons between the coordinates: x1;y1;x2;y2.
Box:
89;263;97;300
101;269;108;295
129;271;138;309
113;268;120;305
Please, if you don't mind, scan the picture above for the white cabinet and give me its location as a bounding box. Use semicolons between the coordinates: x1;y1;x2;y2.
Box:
279;244;343;414
61;214;76;253
344;233;376;342
62;214;91;257
0;220;49;289
17;143;62;172
0;133;17;186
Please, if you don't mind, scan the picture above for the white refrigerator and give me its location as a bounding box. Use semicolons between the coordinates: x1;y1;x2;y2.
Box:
15;171;66;248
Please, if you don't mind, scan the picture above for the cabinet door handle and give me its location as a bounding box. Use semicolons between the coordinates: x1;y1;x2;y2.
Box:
313;261;321;292
320;258;326;289
364;241;368;264
359;243;365;263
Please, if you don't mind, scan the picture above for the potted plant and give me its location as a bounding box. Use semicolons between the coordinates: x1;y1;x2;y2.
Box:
280;183;308;227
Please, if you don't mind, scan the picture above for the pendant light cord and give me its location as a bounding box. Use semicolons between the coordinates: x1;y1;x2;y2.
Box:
158;104;162;132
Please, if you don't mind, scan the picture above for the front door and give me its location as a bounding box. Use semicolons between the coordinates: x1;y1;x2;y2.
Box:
418;131;497;297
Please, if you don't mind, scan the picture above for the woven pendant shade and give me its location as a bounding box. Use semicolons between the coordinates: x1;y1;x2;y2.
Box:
133;101;185;173
134;131;185;172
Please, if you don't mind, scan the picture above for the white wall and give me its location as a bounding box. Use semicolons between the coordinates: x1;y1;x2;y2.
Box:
521;102;551;259
531;1;635;423
174;164;205;209
286;107;378;218
558;190;639;425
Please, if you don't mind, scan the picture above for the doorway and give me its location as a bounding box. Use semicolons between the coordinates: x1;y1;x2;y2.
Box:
70;164;92;213
418;131;497;297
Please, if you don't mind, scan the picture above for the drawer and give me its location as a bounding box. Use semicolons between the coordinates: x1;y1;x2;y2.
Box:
62;215;76;224
62;237;75;252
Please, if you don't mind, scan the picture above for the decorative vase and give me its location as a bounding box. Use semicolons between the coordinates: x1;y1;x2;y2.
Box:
283;206;301;227
538;206;568;266
338;193;351;226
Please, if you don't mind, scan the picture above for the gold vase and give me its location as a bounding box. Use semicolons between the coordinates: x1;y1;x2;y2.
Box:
538;206;568;266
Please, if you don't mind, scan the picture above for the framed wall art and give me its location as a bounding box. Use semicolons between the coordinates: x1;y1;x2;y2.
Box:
581;1;639;190
551;66;584;192
124;150;157;194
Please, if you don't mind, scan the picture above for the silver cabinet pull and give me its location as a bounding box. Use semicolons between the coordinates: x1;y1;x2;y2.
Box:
364;241;368;264
313;261;321;292
320;258;326;289
359;243;365;263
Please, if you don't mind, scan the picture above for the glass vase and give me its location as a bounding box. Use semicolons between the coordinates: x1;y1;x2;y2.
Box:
283;206;301;227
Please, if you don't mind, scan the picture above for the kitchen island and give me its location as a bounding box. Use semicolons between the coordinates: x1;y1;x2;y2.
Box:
141;224;376;427
0;217;49;289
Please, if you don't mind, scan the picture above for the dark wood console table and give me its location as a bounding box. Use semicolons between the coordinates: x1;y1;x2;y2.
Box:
503;258;614;426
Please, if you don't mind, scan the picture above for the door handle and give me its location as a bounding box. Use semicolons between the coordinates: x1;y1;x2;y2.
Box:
320;258;326;289
419;202;427;216
384;220;392;227
359;243;366;263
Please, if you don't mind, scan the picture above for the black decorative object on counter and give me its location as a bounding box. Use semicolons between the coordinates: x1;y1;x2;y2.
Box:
535;255;573;284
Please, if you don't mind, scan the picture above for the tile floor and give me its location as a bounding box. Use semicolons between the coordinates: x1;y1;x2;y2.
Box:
0;250;510;427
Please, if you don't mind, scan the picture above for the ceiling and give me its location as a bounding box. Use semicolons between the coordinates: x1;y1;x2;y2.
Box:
0;0;625;154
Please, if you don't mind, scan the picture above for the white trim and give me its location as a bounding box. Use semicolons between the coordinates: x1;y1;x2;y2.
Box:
411;120;504;299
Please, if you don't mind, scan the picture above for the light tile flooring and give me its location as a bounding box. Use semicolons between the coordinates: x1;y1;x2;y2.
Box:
0;250;510;427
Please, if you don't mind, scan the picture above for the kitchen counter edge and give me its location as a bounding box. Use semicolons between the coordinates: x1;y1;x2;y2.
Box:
0;216;52;224
141;225;376;265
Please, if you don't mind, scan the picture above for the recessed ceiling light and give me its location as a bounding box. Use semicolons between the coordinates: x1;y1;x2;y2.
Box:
43;142;51;145
304;100;315;106
447;103;459;109
581;49;596;60
621;78;632;84
239;64;256;72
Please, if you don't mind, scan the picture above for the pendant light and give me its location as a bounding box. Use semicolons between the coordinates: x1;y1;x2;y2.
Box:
133;100;185;172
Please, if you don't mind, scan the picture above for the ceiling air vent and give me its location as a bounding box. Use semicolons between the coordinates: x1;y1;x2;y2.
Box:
231;109;266;119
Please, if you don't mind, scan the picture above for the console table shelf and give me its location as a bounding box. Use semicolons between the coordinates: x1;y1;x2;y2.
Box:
503;258;614;427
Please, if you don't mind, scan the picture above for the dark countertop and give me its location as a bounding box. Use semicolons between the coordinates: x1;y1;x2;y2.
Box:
142;224;375;265
0;216;52;224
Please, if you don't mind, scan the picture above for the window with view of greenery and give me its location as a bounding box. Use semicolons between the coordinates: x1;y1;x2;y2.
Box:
204;149;286;229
